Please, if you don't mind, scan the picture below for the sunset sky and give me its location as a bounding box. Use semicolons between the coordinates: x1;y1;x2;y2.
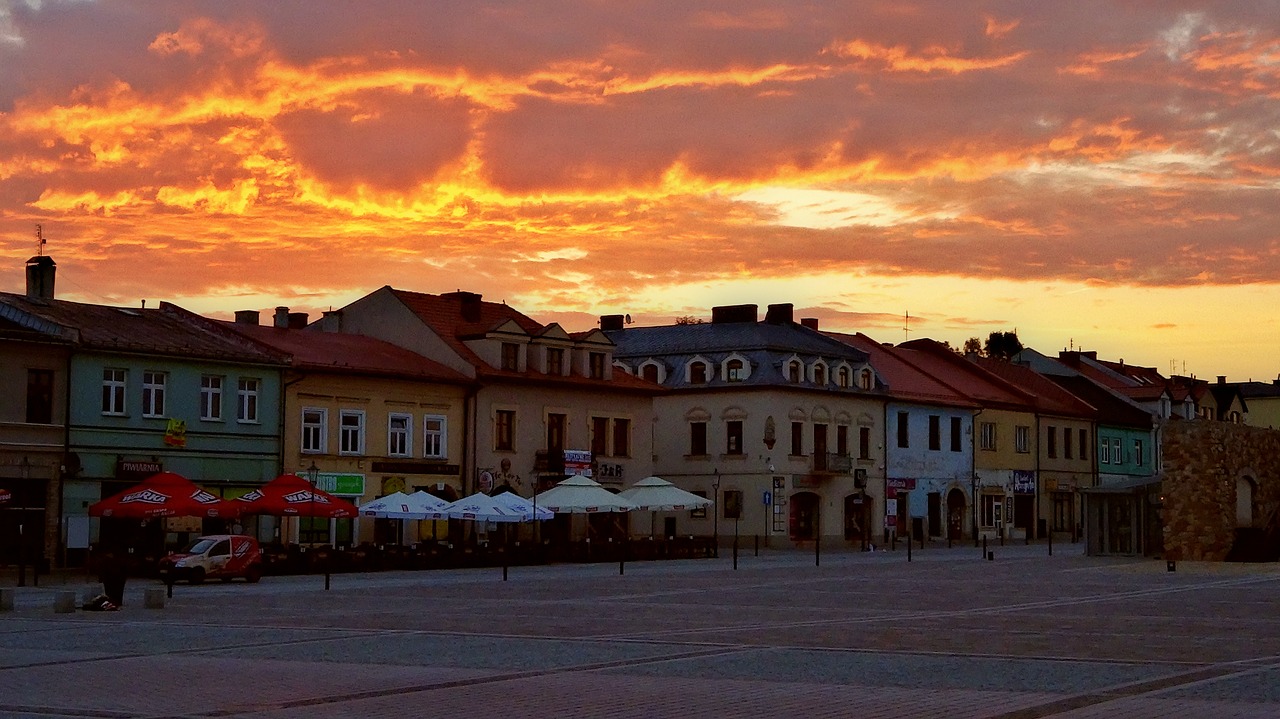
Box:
2;2;1279;380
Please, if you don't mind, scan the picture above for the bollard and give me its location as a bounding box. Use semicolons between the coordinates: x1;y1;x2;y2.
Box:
54;591;76;614
982;535;987;558
0;587;14;611
144;587;165;609
1167;560;1176;572
755;534;759;557
1048;530;1053;556
1000;530;1005;547
1025;527;1031;546
907;539;912;562
987;551;994;561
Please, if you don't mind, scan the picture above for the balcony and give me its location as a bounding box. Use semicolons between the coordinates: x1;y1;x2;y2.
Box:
813;453;853;475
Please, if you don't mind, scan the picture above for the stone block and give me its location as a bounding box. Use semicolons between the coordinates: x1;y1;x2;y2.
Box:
0;587;13;611
143;587;165;610
54;591;76;614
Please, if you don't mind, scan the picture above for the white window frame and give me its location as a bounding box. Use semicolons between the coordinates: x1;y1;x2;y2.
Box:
200;375;223;421
1015;425;1030;454
980;422;997;451
142;371;166;418
423;414;447;459
302;408;327;454
1134;439;1144;466
1100;437;1111;464
339;410;366;455
388;413;413;457
237;378;260;423
102;368;127;416
1111;438;1123;464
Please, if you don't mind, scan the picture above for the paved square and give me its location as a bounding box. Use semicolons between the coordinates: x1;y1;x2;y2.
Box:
3;544;1279;718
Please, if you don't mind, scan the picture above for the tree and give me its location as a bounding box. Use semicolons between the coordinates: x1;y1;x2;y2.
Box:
962;337;984;356
983;331;1024;360
674;316;705;325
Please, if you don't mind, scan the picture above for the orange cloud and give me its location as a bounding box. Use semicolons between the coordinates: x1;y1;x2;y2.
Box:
827;38;1028;73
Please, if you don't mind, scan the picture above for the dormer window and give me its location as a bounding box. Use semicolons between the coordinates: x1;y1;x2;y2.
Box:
642;363;660;383
859;369;873;390
690;361;708;384
813;363;826;387
726;359;745;382
788;361;803;383
547;347;564;376
838;366;850;388
589;351;606;379
501;342;520;371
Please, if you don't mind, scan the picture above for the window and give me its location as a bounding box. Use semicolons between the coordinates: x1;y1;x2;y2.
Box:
26;369;53;424
547;413;567;452
1111;438;1122;464
788;361;802;383
302;408;326;453
980;422;997;451
641;364;659;383
1046;425;1057;458
495;410;515;451
859;426;871;459
1079;429;1088;460
102;368;126;415
1134;439;1144;466
838;367;850;388
591;416;609;456
950;417;962;452
589;352;606;379
501;342;520;371
612;418;630;457
1014;425;1029;453
237;378;260;423
897;411;909;448
837;425;849;457
928;415;941;451
726;359;745;382
1063;427;1073;459
423;415;446;458
388;413;412;457
141;371;166;417
546;347;564;376
690;421;708;455
813;424;828;467
726;420;744;455
1100;437;1111;464
339;410;365;455
791;421;804;456
690;361;708;384
200;375;223;421
859;369;873;390
813;364;826;386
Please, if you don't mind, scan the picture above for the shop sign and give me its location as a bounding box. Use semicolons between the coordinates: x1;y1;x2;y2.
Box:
564;449;593;476
886;477;916;490
313;473;365;496
116;460;162;482
1012;470;1036;494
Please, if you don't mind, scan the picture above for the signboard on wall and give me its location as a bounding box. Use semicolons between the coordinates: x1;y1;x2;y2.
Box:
311;473;365;496
1012;470;1036;494
564;450;593;476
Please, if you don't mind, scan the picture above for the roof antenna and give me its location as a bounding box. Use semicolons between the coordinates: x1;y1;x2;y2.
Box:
35;224;47;256
902;311;911;342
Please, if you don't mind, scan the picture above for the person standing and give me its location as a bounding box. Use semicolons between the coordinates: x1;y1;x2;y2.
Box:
98;549;128;607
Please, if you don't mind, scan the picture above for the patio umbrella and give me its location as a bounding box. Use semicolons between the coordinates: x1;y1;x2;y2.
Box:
0;488;10;504
533;475;639;514
443;491;551;522
233;473;358;518
618;476;713;511
89;471;240;519
359;491;413;518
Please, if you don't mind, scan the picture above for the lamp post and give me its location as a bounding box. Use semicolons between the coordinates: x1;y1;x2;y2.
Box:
711;469;721;559
17;456;30;587
306;461;330;591
971;474;979;548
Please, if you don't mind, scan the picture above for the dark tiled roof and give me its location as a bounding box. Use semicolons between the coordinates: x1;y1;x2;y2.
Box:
224;322;471;383
1043;374;1154;429
0;293;287;364
1228;380;1280;399
390;289;544;366
974;357;1097;419
896;339;1036;409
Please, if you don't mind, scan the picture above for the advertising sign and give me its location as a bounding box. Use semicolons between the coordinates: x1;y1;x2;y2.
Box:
563;449;593;476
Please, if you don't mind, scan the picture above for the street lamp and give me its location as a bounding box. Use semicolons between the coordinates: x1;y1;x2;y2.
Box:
17;456;30;587
711;469;721;559
971;473;980;548
306;461;320;546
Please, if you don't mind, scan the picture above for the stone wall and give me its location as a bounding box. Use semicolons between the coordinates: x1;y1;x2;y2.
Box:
1162;420;1280;561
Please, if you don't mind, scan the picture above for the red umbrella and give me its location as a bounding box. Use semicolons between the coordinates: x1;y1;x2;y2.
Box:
233;473;358;518
89;471;240;519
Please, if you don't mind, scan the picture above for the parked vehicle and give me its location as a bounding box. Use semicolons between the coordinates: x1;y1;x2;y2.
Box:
158;534;262;584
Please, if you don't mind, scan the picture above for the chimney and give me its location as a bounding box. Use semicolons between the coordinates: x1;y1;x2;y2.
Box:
711;304;758;324
320;310;342;333
273;306;290;328
765;303;793;324
600;314;625;332
25;255;56;300
451;291;483;323
234;310;260;325
1217;375;1226;384
287;312;308;329
801;317;819;330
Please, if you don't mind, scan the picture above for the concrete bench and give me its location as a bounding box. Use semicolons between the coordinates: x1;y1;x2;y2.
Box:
143;587;165;609
54;591;76;614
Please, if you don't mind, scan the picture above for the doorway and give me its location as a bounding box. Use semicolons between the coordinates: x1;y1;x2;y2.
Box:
790;492;819;540
946;488;966;541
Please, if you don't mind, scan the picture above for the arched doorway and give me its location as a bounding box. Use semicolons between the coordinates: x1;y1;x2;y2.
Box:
946;488;966;541
1236;476;1256;528
790;491;819;540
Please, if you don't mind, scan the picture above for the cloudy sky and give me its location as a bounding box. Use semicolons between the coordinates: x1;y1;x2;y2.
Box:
2;1;1279;379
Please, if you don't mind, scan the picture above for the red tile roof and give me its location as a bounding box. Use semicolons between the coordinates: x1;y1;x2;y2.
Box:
974;357;1097;419
896;338;1036;410
826;331;978;408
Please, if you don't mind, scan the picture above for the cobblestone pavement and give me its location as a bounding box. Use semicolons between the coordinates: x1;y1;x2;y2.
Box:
3;543;1280;718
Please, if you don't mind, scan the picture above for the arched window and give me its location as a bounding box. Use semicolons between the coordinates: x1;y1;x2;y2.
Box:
726;359;744;382
813;364;826;386
789;361;802;383
859;369;873;390
690;361;708;384
838;366;851;388
642;364;659;383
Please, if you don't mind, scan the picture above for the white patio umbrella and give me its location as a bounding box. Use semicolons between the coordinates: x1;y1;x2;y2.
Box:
533;475;639;514
444;491;551;522
618;476;713;511
359;491;413;518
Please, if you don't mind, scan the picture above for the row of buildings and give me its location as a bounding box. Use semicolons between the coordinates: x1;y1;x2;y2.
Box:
3;254;1276;567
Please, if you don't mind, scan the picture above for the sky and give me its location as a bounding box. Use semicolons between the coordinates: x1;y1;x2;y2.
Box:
2;1;1279;381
